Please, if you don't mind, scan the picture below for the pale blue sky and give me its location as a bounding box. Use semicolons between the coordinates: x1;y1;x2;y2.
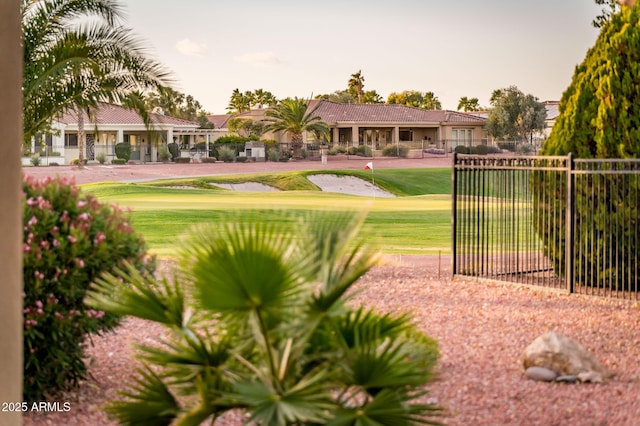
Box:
123;0;604;114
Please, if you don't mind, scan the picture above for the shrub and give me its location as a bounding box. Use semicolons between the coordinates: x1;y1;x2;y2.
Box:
215;135;253;144
382;144;409;157
470;144;489;155
114;142;131;161
236;156;248;162
217;145;236;162
175;157;191;164
267;148;280;162
454;145;471;154
30;154;41;166
87;210;442;425
70;158;88;166
95;152;107;164
111;158;126;165
22;176;155;400
167;143;180;161
157;145;172;162
347;146;358;155
201;157;217;163
48;162;59;166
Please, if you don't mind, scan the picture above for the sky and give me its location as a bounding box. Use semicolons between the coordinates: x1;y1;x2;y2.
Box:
122;0;605;114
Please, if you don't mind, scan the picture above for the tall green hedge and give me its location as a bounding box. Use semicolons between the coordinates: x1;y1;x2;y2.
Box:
535;4;640;290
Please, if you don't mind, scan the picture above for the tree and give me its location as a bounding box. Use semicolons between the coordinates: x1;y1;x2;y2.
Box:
227;117;265;139
387;90;442;110
226;88;252;113
486;86;546;141
348;70;365;104
457;96;481;112
87;210;442;426
362;90;384;104
536;2;640;290
593;0;620;28
251;88;278;109
315;90;356;103
144;86;213;127
263;97;330;158
22;0;171;164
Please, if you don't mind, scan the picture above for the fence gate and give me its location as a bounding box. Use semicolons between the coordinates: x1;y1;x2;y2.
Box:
452;153;640;299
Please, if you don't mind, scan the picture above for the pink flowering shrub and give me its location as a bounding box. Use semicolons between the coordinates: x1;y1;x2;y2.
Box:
22;175;155;400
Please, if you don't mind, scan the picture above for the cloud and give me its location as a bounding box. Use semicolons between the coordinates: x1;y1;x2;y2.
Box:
175;38;208;57
233;51;284;67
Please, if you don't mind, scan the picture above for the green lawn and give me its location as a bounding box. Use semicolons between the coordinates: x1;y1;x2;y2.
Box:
84;168;453;258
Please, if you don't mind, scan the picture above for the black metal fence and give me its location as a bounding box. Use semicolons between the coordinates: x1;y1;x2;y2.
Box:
452;153;640;299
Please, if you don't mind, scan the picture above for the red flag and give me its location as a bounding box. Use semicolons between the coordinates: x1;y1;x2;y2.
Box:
364;161;373;170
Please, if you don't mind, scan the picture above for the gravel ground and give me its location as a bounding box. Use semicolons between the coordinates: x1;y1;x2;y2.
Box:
22;257;640;426
19;158;640;425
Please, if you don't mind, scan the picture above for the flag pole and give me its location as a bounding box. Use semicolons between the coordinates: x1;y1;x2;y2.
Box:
364;161;375;198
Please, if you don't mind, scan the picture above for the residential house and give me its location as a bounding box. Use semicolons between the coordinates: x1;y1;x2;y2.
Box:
229;100;488;152
33;103;226;164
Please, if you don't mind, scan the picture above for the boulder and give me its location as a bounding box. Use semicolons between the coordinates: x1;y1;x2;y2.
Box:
521;332;612;383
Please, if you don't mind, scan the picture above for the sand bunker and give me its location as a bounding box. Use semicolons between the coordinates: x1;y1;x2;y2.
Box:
307;174;395;198
212;182;281;192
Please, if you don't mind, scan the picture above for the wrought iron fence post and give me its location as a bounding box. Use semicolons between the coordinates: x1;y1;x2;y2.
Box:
566;153;575;293
451;152;458;276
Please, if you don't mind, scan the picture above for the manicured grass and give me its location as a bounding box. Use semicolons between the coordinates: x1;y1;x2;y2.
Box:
84;168;453;257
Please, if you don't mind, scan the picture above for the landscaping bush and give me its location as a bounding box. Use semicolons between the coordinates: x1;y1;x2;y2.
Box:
267;148;280;162
382;143;409;157
201;157;217;163
114;142;131;161
111;158;126;165
470;144;489;155
30;153;41;166
157;145;172;162
454;145;471;154
167;143;179;161
22;176;155;400
217;145;236;162
95;152;107;164
70;158;88;166
175;157;191;163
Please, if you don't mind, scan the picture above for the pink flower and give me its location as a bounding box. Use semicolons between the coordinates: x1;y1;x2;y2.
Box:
27;216;38;227
75;258;85;268
77;200;87;208
52;239;60;247
78;212;90;221
68;235;77;244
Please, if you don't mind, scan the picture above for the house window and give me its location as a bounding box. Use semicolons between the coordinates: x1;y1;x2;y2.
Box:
452;129;473;146
65;133;78;147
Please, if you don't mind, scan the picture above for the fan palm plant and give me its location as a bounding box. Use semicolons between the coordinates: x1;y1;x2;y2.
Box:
87;210;442;425
22;0;171;162
264;98;329;159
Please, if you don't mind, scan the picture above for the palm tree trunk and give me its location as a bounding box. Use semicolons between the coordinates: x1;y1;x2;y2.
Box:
77;108;85;168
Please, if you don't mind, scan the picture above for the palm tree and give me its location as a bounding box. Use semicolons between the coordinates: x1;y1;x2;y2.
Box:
251;88;278;109
421;91;442;110
457;96;481;112
348;70;365;104
263;97;329;158
87;210;442;426
226;88;252;113
22;0;171;165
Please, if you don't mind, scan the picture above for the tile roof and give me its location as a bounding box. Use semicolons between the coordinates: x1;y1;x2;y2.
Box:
206;114;232;129
307;100;485;124
57;103;199;127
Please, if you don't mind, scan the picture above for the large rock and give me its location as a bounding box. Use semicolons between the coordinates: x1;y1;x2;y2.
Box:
521;332;612;383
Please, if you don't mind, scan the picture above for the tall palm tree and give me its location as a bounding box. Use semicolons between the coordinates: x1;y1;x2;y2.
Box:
87;210;442;426
22;0;172;164
226;88;252;113
457;96;481;112
263;97;329;158
348;70;365;104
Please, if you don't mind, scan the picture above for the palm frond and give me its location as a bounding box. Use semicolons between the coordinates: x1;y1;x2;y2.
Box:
86;262;187;328
105;365;181;426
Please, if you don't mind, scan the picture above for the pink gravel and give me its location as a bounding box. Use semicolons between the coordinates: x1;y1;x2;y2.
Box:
22;256;640;426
